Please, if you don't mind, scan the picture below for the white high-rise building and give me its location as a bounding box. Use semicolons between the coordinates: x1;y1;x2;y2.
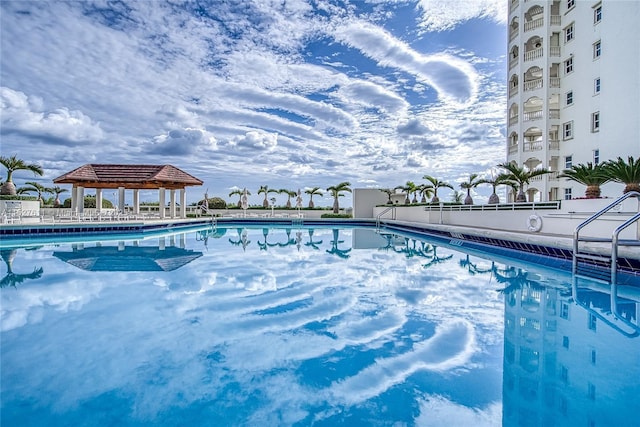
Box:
506;0;640;202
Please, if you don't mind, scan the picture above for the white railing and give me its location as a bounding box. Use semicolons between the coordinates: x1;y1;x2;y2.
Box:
524;141;543;152
509;57;519;70
548;108;560;119
549;77;561;87
508;144;519;154
523;110;543;121
524;17;544;32
550;14;561;26
524;47;543;61
524;78;543;91
509;86;519;98
549;46;561;57
423;201;561;212
548;140;560;150
509;115;519;125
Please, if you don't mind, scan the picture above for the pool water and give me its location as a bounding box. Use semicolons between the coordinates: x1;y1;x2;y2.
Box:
1;225;639;427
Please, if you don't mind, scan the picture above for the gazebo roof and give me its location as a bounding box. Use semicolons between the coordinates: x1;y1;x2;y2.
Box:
53;164;203;190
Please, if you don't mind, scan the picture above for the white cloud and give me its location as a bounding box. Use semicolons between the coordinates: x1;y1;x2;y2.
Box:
333;21;479;106
0;87;104;144
416;0;508;32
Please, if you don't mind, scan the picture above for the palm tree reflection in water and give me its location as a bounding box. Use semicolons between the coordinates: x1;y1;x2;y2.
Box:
0;249;44;289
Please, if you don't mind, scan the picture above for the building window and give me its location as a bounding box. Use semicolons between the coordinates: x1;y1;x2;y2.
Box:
588;383;596;400
564;57;574;74
593;40;601;59
560;302;569;318
594;149;600;165
565;155;573;169
566;90;573;106
589;313;597;330
567;0;575;10
591;349;597;365
592;111;600;132
564;188;572;200
594;4;602;24
594;77;601;94
562;336;570;348
564;23;574;43
560;365;569;383
563;121;573;139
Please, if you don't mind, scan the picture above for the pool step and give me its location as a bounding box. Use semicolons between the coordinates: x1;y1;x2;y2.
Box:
574;252;613;283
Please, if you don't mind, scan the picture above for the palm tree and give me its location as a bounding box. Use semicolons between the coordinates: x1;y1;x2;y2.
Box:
380;188;394;204
422;175;453;203
280;189;296;208
22;181;49;206
498;162;550;202
0;155;44;196
418;184;434;203
604;156;640;194
478;173;514;204
258;185;278;208
459;173;481;205
450;190;464;204
559;162;611;198
229;188;243;207
305;187;324;208
49;185;68;207
394;184;410;204
326;182;351;214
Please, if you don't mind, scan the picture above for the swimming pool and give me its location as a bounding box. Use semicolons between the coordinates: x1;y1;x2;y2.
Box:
1;225;639;426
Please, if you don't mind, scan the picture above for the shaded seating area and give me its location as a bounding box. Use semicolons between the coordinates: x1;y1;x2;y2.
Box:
53;164;203;220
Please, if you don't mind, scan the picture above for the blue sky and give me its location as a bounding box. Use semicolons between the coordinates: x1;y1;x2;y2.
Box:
1;0;508;206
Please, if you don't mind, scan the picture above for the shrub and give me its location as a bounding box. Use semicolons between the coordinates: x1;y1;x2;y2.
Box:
62;196;114;208
320;213;352;219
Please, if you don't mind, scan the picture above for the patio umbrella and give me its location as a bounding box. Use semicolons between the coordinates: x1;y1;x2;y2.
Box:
296;188;303;209
241;188;248;216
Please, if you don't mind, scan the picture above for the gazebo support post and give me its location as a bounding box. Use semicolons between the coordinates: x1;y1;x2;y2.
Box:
169;189;176;218
180;189;187;219
76;186;84;214
133;189;140;215
71;185;77;212
118;187;125;214
159;187;165;219
96;189;103;215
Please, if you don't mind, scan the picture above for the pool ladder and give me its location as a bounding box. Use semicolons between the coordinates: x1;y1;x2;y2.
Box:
376;206;396;231
572;191;640;284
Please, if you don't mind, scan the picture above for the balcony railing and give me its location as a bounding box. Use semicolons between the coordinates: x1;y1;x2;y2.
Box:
509;86;519;98
509;57;519;70
508;144;519;154
524;17;544;32
549;46;560;57
510;30;518;41
549;108;560;119
509;115;519;125
524;141;543;152
549;140;560;150
510;0;519;13
550;77;561;88
550;14;561;26
523;110;543;121
548;171;561;181
524;78;543;91
524;47;543;62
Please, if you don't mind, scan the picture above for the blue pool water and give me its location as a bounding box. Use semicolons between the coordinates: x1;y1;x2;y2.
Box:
1;225;639;427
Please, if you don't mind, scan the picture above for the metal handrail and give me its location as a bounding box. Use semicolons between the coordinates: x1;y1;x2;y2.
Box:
611;211;640;284
573;191;640;281
376;206;396;229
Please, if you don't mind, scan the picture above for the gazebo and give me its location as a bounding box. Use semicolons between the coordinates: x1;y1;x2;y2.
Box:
53;164;203;219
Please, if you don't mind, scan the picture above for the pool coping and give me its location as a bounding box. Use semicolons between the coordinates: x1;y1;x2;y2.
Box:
1;217;638;284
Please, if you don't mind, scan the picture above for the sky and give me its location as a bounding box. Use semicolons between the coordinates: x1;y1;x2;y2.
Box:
0;0;508;207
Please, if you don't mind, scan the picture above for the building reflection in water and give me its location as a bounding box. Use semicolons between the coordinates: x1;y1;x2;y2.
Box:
502;274;640;427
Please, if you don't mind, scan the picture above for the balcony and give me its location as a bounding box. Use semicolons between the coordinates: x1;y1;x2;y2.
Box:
523;141;543;152
509;115;519;126
549;46;560;57
509;56;519;70
548;140;560;150
510;0;519;13
524;78;543;91
524;17;543;32
548;108;560;119
550;14;561;26
523;110;543;121
549;77;560;88
524;47;543;62
508;144;519;154
509;86;519;98
510;29;518;42
548;171;561;181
